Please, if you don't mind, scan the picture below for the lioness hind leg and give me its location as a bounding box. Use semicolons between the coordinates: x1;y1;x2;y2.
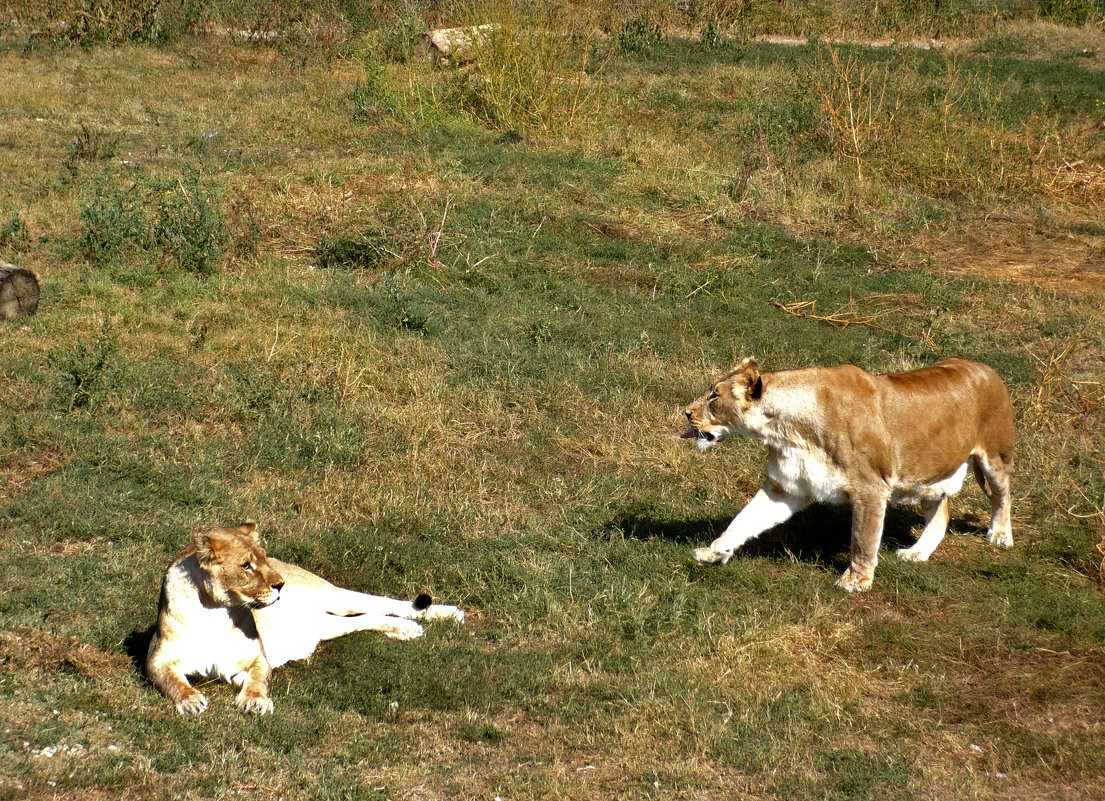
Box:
321;611;425;642
897;496;950;563
975;454;1013;548
320;586;464;624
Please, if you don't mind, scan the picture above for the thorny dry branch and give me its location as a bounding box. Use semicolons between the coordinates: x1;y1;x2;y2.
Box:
1019;327;1105;419
770;293;935;350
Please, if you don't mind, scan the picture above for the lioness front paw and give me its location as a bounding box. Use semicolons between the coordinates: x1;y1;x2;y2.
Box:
175;691;208;716
987;529;1013;548
422;604;465;624
378;617;424;641
834;568;873;593
692;546;732;565
896;547;929;563
234;691;274;715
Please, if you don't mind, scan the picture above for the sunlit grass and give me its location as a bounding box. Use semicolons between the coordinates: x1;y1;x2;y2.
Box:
1;5;1104;800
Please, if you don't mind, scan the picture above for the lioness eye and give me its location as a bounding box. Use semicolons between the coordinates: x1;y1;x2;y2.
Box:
708;390;719;402
242;562;254;571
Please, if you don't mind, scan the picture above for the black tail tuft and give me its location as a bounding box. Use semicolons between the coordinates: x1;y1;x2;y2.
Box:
413;593;432;611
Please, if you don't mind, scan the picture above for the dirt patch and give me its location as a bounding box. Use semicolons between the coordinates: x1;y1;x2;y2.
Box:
1;446;63;499
48;538;114;556
911;224;1105;293
1;630;130;682
943;648;1105;735
756;34;955;50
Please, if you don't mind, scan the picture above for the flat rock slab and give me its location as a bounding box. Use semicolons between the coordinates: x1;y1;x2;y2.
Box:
423;24;497;66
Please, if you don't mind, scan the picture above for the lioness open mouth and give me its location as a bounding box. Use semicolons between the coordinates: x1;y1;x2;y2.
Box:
681;428;715;442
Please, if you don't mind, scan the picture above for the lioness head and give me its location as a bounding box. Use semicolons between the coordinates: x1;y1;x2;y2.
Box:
682;357;764;451
193;521;284;609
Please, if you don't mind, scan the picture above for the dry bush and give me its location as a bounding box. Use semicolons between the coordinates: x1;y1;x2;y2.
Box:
808;45;903;181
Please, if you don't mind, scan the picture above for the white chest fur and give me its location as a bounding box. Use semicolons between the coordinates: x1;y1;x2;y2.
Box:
161;565;264;684
767;444;849;503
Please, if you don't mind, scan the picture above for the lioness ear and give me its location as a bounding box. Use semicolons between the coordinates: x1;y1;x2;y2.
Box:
737;357;761;400
237;520;259;544
194;529;228;563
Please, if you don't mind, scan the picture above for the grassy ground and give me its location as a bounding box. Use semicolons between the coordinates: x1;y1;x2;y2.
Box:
1;4;1104;799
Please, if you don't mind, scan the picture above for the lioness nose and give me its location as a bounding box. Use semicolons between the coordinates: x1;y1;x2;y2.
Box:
273;581;284;592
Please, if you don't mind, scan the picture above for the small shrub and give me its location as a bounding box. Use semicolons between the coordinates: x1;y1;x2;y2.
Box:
152;169;225;276
437;25;595;132
80;169;225;274
64;124;121;177
807;44;904;180
50;325;117;411
80;178;153;263
378;12;423;64
699;18;725;53
616;18;664;55
0;213;30;253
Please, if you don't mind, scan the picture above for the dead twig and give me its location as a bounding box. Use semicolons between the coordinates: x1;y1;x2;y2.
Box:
770;294;901;335
1019;326;1105;417
1095;492;1105;591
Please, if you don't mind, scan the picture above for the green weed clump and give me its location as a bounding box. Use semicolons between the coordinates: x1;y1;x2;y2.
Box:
152;169;225;275
616;17;665;55
376;10;423;63
314;229;396;271
80;169;225;274
1036;0;1104;25
0;212;29;253
64;0;205;45
376;271;429;332
350;57;410;124
698;18;728;53
79;178;152;262
48;324;117;411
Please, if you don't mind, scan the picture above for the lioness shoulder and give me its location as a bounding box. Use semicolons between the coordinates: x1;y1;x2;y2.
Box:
682;357;1014;591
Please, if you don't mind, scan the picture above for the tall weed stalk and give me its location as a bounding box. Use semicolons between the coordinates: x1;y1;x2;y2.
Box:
809;45;903;181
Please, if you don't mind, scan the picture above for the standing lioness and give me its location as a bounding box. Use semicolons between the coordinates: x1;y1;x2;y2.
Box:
682;358;1014;591
146;521;465;715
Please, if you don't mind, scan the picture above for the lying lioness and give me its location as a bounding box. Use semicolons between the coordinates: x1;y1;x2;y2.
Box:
682;357;1014;592
146;521;465;715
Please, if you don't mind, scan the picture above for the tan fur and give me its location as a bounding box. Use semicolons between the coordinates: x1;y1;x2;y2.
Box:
146;521;464;715
682;358;1015;591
